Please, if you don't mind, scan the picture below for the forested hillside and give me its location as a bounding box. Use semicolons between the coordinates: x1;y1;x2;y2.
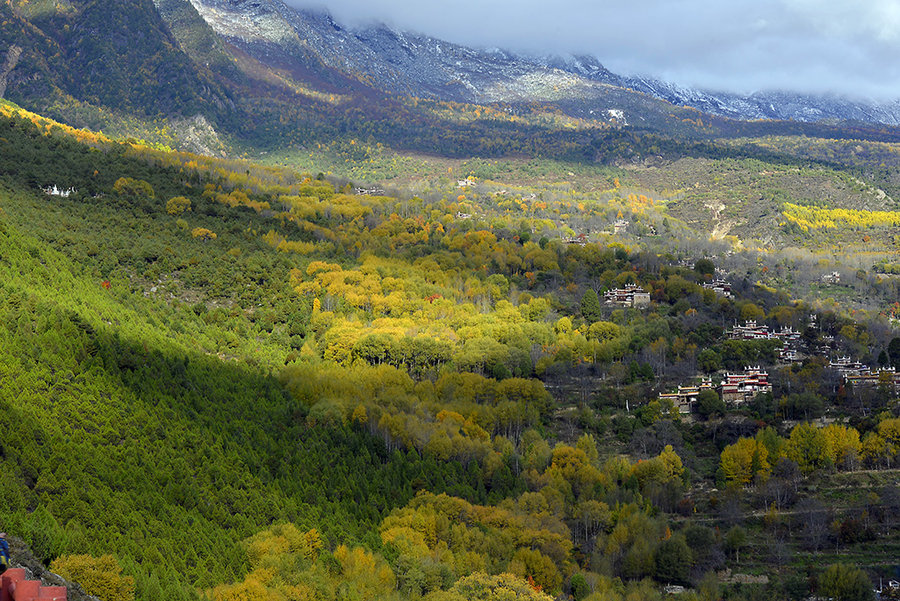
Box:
0;98;898;601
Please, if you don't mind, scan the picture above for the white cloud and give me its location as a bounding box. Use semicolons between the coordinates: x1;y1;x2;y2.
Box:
783;0;900;42
288;0;900;99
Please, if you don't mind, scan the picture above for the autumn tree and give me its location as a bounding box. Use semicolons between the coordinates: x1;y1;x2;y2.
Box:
51;555;135;601
786;422;830;474
191;227;217;241
720;437;770;486
166;196;191;215
113;177;154;199
425;572;553;601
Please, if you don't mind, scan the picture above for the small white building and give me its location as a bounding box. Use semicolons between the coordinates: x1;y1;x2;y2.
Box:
703;279;733;298
43;185;76;197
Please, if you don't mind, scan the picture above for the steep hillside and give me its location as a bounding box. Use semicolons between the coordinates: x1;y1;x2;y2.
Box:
1;0;232;118
1;93;899;601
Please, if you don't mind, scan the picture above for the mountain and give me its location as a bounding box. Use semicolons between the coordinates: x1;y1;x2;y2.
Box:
609;76;900;126
175;0;690;126
0;0;233;117
4;0;900;157
181;0;900;127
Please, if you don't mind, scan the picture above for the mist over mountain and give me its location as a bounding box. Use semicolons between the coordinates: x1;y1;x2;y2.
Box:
4;0;900;137
183;0;900;126
289;0;900;102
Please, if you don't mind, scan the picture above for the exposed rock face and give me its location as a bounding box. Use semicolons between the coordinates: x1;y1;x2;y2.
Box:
6;535;98;601
0;45;23;100
172;113;227;157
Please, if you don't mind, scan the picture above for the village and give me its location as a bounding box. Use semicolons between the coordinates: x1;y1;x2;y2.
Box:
656;316;900;416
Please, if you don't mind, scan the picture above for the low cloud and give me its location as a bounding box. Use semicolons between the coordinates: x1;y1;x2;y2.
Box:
290;0;900;100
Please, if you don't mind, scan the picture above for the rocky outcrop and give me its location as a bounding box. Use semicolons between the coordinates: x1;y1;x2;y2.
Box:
5;535;97;601
0;45;23;100
172;114;226;157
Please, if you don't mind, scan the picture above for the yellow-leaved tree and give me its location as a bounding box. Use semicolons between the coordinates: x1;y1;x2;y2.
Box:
50;554;135;601
210;524;398;601
720;437;770;486
191;227;217;241
166;196;191;215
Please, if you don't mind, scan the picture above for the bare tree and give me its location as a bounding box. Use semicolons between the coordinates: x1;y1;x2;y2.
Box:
795;498;830;552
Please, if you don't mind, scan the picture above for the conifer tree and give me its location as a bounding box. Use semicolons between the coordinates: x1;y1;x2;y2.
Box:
580;288;601;322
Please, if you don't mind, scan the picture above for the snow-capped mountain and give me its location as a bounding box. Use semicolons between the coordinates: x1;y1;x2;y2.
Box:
176;0;900;127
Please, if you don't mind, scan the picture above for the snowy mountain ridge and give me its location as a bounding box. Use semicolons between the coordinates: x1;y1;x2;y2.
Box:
180;0;900;126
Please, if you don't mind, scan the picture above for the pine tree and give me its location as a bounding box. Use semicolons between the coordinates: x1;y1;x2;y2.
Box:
580;289;601;322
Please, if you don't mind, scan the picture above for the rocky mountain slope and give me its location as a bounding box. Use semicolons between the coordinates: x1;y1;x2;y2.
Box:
182;0;900;126
615;77;900;126
4;0;900;158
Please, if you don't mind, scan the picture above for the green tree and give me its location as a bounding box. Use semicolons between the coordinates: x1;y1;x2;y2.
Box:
655;535;691;585
581;289;602;322
819;564;873;601
697;348;722;373
889;337;900;369
696;389;725;419
724;526;747;562
570;573;590;601
694;258;715;277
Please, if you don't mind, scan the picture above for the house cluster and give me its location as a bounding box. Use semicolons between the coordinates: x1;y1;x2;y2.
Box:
613;219;629;235
830;357;900;390
702;279;733;298
779;347;801;363
43;185;76;197
721;367;772;404
822;271;841;284
354;187;385;196
603;284;651;307
727;320;801;343
659;367;772;414
457;177;476;188
565;234;588;246
728;320;771;340
728;320;804;363
845;368;900;390
829;356;868;376
659;378;715;414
